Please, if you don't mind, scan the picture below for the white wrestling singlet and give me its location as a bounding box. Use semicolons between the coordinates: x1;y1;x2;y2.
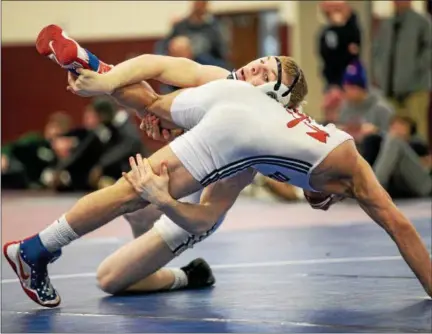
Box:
169;79;353;191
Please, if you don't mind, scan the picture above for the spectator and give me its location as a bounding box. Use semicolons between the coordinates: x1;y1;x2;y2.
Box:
88;105;143;189
40;100;111;191
318;1;361;89
338;60;394;144
361;115;432;198
157;1;228;69
372;0;432;144
47;98;143;192
2;111;72;189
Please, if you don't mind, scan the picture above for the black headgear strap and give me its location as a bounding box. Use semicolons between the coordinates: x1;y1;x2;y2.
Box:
274;57;300;97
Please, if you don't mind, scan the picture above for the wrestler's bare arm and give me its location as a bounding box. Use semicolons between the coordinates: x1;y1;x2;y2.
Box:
68;70;186;129
123;156;256;235
353;156;432;297
106;54;229;91
70;55;228;96
68;55;228;127
158;169;256;235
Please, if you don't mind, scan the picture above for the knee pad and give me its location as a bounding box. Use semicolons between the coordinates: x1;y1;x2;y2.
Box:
154;212;225;256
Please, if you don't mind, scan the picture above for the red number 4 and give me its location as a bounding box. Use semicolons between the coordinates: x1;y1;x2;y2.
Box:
286;110;329;143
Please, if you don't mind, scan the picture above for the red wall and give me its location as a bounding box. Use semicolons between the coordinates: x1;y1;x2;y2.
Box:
1;38;160;144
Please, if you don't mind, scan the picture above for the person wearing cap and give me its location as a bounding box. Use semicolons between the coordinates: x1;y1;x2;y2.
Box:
337;60;394;144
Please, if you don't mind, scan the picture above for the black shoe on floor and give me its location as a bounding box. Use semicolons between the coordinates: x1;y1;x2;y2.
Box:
181;258;215;289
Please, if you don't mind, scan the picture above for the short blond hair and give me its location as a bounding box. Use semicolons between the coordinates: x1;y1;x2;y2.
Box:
279;56;308;108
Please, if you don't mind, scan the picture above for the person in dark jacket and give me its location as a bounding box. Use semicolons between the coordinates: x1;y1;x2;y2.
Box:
50;98;143;192
1;111;72;189
156;1;229;93
318;1;362;89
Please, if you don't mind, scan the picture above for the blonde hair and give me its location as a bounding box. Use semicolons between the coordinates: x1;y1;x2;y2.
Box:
279;56;308;108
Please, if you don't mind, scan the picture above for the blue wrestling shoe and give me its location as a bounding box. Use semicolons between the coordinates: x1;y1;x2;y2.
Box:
3;237;62;308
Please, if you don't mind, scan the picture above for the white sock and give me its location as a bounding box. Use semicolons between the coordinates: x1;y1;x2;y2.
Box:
169;268;188;290
39;215;79;252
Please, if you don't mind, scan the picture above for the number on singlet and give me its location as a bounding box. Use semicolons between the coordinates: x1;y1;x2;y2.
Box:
286;109;330;143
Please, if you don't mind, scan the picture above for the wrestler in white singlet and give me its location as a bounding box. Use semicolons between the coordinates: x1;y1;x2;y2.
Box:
169;79;353;190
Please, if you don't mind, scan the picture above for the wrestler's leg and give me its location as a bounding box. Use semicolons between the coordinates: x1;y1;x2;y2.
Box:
97;228;176;294
37;24;179;129
3;146;202;307
97;226;215;295
124;204;162;238
99;190;212;294
64;145;200;235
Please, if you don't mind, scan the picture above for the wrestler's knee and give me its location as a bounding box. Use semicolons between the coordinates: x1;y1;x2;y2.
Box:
96;259;128;295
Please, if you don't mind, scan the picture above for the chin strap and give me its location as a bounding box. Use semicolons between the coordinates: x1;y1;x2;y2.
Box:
226;71;238;80
256;57;300;107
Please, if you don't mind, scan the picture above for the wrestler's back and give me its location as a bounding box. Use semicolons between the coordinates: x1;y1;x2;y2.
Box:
170;80;352;190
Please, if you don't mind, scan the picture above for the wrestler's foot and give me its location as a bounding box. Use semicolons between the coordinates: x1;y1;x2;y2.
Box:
36;24;112;75
181;258;215;289
3;238;62;308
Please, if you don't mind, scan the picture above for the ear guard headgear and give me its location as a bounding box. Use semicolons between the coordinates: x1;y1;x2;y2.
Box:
227;71;238;80
257;57;300;107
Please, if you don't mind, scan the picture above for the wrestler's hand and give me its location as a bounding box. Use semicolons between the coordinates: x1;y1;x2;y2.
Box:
140;114;184;143
122;154;172;206
66;72;95;97
304;190;344;211
67;69;114;96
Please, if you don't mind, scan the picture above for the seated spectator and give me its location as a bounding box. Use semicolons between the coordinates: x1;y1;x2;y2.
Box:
2;111;72;189
361;115;432;198
337;60;394;144
46;98;143;192
88;105;144;189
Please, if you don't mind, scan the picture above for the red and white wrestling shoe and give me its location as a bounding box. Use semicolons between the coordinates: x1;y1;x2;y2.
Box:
3;240;62;308
36;24;112;75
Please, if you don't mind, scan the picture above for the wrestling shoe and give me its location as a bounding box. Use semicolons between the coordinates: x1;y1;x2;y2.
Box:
36;24;112;75
181;258;215;289
3;238;62;308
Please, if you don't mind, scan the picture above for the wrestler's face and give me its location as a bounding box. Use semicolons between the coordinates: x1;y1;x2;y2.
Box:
236;57;288;86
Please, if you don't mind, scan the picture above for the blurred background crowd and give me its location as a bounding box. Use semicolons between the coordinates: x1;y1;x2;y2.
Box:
2;0;431;201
